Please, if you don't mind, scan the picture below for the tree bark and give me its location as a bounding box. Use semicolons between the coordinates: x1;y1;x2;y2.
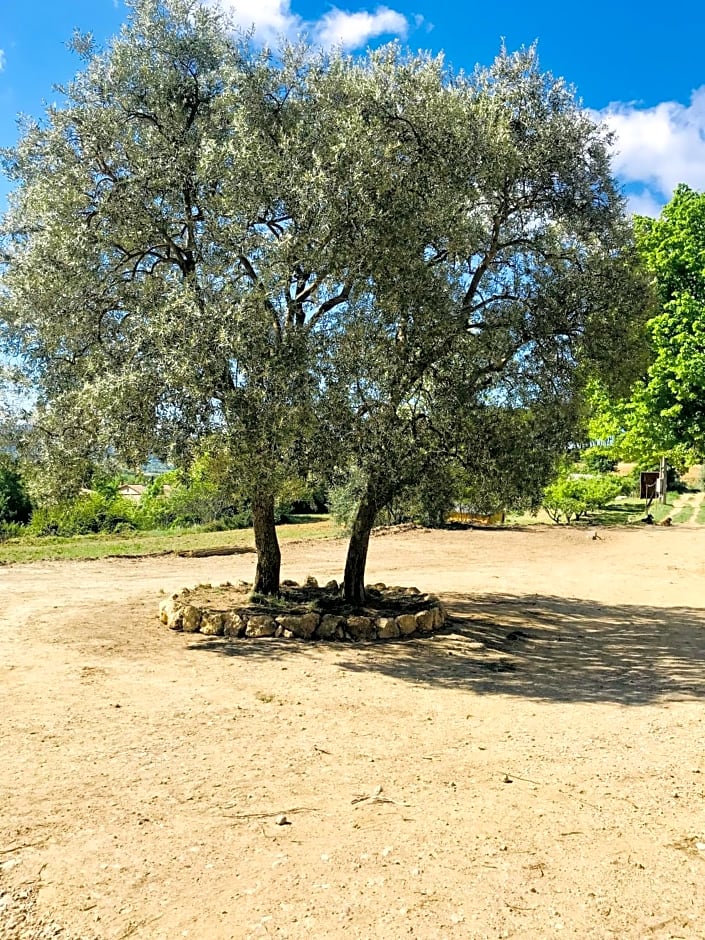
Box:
252;490;281;595
343;488;379;605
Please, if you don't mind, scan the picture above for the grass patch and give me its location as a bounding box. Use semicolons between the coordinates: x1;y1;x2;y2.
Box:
507;498;678;528
0;515;342;565
696;498;705;526
592;498;676;526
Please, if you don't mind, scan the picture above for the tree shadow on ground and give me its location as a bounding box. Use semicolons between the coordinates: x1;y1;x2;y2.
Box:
191;592;705;705
334;593;705;705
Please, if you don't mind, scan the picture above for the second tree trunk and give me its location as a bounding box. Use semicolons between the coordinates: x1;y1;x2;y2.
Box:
252;489;281;595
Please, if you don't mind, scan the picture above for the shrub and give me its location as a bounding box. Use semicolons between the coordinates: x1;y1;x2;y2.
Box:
581;447;618;474
543;474;622;524
0;520;26;541
28;493;138;536
618;468;641;497
0;466;32;525
276;476;327;516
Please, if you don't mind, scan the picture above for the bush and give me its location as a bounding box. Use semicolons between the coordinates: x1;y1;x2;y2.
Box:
618;468;641;497
543;474;622;524
0;520;26;540
581;447;618;474
276;476;327;516
0;466;32;525
28;493;138;537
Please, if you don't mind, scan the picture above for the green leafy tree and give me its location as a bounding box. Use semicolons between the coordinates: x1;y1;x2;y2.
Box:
542;473;622;524
589;186;705;468
632;185;705;458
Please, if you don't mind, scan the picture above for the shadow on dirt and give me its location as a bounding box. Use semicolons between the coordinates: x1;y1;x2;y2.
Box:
337;592;705;705
190;592;705;705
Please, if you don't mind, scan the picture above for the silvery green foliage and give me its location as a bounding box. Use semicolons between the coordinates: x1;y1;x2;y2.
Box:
0;4;645;594
320;44;647;518
0;1;361;494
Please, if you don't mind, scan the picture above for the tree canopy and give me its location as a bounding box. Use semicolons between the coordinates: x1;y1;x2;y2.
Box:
587;185;705;468
321;48;648;600
0;0;646;599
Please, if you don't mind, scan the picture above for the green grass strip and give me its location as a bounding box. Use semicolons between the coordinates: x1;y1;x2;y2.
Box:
0;516;341;566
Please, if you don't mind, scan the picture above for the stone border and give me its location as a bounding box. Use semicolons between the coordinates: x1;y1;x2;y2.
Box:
159;579;447;642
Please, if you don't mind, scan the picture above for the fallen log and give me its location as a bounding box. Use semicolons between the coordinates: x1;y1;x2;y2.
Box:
176;545;255;558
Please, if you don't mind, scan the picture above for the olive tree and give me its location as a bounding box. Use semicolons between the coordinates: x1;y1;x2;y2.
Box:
0;1;378;592
1;7;645;602
322;47;648;602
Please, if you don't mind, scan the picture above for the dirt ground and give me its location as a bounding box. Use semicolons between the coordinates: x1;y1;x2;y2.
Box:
1;524;705;940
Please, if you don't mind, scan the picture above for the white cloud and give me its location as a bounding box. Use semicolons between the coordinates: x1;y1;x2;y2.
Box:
211;0;301;46
622;188;667;219
0;49;5;72
315;6;408;50
596;87;705;216
208;0;409;49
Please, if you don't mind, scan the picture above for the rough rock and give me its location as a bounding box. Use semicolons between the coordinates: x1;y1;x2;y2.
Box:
376;616;400;639
396;613;417;636
162;584;446;644
281;579;298;587
223;612;245;638
415;608;436;633
245;615;277;638
160;596;183;630
346;615;376;641
159;596;176;624
275;612;320;639
181;605;202;633
304;575;319;588
324;579;339;592
372;582;387;591
200;610;224;636
318;614;346;639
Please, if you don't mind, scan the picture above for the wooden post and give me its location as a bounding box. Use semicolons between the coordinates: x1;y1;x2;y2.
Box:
659;456;668;504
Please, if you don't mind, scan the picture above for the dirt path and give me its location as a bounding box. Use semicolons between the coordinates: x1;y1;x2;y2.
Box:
669;489;705;525
1;525;705;939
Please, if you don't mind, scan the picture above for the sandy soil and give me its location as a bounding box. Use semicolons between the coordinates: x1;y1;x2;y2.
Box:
1;524;704;940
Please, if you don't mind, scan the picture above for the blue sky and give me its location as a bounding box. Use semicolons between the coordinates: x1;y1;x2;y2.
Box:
2;0;705;216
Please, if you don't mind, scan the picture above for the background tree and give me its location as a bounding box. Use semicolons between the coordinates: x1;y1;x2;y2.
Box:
635;187;705;455
585;185;705;470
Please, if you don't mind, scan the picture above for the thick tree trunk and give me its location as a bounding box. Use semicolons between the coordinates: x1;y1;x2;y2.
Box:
343;489;379;605
252;490;281;595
